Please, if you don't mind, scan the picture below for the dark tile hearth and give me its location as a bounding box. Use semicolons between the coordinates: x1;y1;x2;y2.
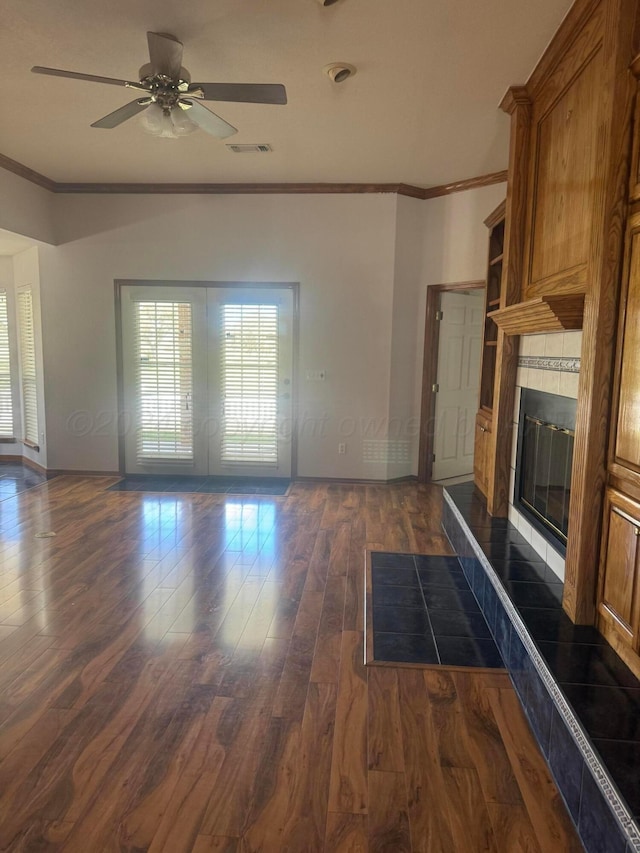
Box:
108;475;290;496
442;480;640;853
370;551;504;669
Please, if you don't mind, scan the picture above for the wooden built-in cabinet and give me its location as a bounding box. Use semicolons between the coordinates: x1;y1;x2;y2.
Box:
598;489;640;676
480;0;639;626
474;411;492;498
473;202;505;498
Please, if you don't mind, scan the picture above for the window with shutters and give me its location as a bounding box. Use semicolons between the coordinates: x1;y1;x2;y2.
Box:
0;292;13;437
221;303;279;465
134;301;194;461
17;287;38;446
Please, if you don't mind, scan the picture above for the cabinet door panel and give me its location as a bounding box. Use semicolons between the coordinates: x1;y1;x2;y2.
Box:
615;223;640;470
602;506;638;631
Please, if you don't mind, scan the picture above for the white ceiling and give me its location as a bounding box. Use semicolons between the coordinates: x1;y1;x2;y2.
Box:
0;0;572;186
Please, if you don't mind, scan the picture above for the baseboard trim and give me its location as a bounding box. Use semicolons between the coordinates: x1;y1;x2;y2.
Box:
46;469;121;477
294;475;418;485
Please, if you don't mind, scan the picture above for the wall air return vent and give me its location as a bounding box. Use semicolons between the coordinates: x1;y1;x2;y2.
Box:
225;144;273;153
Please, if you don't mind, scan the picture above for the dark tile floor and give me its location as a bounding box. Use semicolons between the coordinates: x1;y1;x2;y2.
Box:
0;463;48;495
371;551;504;668
108;475;291;496
446;480;640;824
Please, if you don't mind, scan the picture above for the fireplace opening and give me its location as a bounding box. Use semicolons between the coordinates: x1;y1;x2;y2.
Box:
515;389;577;556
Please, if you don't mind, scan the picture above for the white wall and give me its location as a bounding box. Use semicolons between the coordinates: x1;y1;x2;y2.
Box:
41;193;398;477
0;171;510;480
388;195;426;478
0;170;56;246
409;183;507;469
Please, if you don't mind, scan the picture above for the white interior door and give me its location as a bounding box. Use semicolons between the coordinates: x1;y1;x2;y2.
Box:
121;285;294;478
432;290;484;481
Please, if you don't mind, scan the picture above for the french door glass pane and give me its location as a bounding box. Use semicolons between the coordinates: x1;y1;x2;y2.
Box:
135;301;194;461
220;303;279;465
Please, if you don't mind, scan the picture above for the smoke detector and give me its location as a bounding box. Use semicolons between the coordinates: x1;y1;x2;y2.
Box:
317;0;343;5
324;63;357;83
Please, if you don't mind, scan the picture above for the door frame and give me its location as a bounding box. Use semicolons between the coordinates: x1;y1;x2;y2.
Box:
418;280;485;483
114;279;300;478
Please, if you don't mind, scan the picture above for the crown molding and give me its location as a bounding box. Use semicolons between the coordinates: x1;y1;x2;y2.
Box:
0;153;56;192
0;153;507;201
420;169;507;199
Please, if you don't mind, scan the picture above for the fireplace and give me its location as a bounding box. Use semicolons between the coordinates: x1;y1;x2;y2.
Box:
515;389;577;556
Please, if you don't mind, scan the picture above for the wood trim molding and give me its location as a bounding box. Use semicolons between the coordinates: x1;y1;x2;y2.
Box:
486;87;532;517
525;0;603;97
0;152;507;201
418;280;485;483
421;171;507;200
54;181;408;195
489;294;585;335
0;153;56;192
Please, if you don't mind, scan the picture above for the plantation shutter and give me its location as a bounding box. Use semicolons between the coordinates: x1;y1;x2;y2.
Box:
17;288;38;445
0;292;13;437
134;301;194;461
221;303;279;465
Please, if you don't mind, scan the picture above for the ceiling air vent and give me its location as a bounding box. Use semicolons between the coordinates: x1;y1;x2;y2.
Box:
226;143;273;153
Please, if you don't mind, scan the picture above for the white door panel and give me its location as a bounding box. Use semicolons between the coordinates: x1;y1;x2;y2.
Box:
432;290;484;481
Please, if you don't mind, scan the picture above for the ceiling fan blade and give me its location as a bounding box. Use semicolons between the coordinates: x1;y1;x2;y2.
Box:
188;82;287;105
147;32;183;78
91;99;150;129
179;100;237;138
31;66;148;90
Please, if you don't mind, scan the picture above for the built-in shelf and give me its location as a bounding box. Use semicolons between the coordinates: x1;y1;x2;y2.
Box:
485;341;498;347
489;253;504;266
488;294;584;335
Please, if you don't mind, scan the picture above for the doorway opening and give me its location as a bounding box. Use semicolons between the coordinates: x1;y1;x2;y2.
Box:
418;281;485;483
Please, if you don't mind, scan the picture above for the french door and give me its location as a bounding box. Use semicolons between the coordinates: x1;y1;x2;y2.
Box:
121;285;294;478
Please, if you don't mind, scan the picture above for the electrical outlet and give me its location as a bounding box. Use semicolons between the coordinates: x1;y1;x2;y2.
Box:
338;443;346;455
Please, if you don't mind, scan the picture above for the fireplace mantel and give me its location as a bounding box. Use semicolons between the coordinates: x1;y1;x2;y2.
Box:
488;294;584;335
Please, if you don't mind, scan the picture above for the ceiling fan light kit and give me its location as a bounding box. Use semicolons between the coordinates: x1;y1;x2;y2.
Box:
324;63;356;83
31;31;287;140
141;102;198;138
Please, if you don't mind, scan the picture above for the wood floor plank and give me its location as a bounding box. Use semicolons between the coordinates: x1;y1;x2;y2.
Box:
452;671;525;806
146;696;231;853
242;681;337;851
486;802;543;853
0;478;584;852
368;666;404;772
441;766;498;852
191;836;238;853
396;668;457;853
367;770;412;853
423;669;475;770
324;813;368;853
328;630;368;815
486;687;583;853
310;574;346;685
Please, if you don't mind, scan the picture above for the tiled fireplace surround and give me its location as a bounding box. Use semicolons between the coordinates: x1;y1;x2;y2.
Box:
442;330;640;853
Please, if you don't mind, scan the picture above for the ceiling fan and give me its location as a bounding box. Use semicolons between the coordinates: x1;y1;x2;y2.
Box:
31;31;287;139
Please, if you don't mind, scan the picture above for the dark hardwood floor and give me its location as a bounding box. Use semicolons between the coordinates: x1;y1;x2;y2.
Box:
0;477;582;851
